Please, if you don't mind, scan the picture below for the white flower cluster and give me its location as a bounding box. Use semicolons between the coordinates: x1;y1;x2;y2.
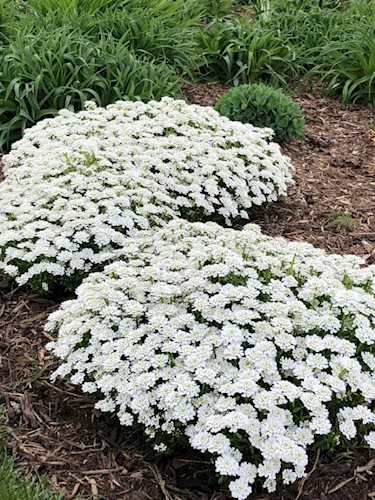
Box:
0;97;293;292
46;220;375;499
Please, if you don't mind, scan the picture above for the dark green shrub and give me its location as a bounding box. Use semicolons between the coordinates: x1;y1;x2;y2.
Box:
215;83;304;142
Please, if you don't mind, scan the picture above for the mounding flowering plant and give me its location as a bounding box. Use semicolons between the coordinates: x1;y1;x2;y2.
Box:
0;166;176;292
0;97;293;293
46;220;375;499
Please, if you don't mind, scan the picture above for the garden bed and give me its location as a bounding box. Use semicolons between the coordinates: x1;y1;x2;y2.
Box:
184;84;375;258
0;90;374;499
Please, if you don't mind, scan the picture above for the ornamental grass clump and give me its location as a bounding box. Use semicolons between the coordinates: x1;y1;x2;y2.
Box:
47;220;375;499
0;98;293;292
0;27;181;149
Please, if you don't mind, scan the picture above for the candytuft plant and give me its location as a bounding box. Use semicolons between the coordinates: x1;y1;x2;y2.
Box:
47;219;375;499
215;83;305;142
0;97;293;293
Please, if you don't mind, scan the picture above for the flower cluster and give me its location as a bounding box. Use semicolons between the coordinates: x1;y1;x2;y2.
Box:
46;220;375;499
0;97;293;292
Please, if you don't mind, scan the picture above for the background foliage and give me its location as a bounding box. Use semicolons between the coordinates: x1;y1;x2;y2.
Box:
0;0;373;149
0;26;180;146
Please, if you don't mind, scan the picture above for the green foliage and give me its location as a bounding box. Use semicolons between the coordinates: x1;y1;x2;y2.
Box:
27;0;126;14
0;0;23;40
215;83;304;142
0;0;209;148
198;1;375;105
268;0;347;12
24;0;202;72
0;0;10;33
200;0;235;18
316;30;375;104
256;1;375;103
263;8;341;65
331;209;359;230
0;454;64;500
197;18;296;85
261;3;374;67
347;0;375;17
0;0;373;150
92;7;200;72
0;26;180;149
27;0;202;17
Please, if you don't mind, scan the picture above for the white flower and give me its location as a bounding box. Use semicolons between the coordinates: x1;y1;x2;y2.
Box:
365;431;375;449
46;219;375;499
1;98;293;292
215;455;241;476
229;477;253;499
153;443;167;453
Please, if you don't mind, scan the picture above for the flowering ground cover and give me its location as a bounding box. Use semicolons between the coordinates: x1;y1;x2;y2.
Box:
0;93;374;499
47;219;375;499
0;1;374;498
0;98;292;293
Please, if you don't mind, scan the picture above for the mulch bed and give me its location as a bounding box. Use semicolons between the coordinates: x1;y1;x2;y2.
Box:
1;86;375;499
183;83;375;260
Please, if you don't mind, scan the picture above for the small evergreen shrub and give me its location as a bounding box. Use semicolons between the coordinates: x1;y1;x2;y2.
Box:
47;219;375;499
0;97;293;293
215;83;305;142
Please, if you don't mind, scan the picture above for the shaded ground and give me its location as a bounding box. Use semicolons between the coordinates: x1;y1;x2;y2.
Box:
1;87;375;499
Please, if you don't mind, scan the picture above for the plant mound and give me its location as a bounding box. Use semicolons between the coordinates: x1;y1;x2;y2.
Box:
0;98;293;292
47;220;375;499
215;84;304;143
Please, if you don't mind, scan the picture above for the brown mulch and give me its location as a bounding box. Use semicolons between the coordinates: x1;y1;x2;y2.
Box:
183;82;375;261
1;85;375;499
182;83;230;107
